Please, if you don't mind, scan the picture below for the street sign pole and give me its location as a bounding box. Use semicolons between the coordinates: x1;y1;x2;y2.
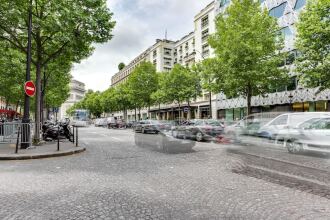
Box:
21;0;33;149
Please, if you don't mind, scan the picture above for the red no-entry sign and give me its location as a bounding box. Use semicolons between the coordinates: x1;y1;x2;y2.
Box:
24;81;36;97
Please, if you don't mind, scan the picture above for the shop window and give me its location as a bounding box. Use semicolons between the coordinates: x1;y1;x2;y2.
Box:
294;0;306;10
269;2;287;18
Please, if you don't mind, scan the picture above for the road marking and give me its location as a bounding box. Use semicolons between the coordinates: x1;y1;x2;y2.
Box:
112;137;121;141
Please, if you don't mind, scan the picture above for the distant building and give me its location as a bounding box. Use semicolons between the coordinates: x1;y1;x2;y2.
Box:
58;79;86;120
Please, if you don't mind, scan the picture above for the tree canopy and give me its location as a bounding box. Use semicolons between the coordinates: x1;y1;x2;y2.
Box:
209;0;288;114
295;0;330;89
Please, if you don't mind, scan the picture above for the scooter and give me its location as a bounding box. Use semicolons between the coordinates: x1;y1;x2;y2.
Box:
42;119;73;142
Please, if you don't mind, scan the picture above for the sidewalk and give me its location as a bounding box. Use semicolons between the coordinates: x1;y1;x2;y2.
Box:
0;141;86;160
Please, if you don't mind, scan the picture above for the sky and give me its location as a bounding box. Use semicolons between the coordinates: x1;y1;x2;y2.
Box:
71;0;213;92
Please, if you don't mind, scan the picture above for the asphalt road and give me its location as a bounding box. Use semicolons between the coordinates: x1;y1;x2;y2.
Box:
1;126;330;220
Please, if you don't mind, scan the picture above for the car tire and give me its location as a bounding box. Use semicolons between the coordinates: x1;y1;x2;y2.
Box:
196;131;203;142
286;140;303;154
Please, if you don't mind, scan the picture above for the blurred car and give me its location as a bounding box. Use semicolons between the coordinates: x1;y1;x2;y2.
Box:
134;130;195;153
257;112;330;140
126;121;136;128
94;118;108;127
172;119;224;142
282;117;330;153
224;112;284;139
134;120;161;134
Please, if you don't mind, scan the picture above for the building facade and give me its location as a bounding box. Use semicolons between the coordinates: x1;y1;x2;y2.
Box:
110;0;328;121
214;0;330;121
58;79;86;120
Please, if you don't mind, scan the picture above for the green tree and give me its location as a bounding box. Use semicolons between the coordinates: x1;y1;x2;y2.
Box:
128;62;158;117
209;0;288;115
295;0;330;89
163;64;201;120
0;42;25;111
118;62;126;71
0;0;115;142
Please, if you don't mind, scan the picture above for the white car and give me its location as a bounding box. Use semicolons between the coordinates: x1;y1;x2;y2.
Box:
283;117;330;153
94;118;107;127
257;112;330;140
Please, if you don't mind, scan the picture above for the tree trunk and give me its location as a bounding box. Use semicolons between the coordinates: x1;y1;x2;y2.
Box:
138;108;141;120
158;103;160;120
178;103;181;122
148;105;150;119
134;108;137;121
187;100;190;120
34;32;42;144
209;91;212;119
5;99;9;110
246;86;252;116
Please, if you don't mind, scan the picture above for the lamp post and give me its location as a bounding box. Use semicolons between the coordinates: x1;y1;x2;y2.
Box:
21;0;33;149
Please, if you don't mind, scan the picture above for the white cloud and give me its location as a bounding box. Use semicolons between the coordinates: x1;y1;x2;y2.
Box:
71;0;212;91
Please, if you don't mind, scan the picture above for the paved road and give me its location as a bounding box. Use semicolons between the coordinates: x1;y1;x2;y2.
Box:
1;126;330;220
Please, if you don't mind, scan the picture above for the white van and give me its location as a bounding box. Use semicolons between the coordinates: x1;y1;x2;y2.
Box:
257;112;330;140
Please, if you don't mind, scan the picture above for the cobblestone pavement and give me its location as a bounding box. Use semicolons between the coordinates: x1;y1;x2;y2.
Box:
1;126;330;220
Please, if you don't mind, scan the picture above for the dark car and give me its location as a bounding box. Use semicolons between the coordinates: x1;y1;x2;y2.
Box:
172;119;224;142
134;130;195;153
134;120;161;134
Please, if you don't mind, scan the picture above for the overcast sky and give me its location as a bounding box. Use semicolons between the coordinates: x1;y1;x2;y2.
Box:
71;0;212;92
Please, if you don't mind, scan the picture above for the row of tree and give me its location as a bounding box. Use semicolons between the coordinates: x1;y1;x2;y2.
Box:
70;0;329;119
0;0;115;143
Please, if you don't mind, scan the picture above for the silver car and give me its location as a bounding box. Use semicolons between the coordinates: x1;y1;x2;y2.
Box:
283;117;330;154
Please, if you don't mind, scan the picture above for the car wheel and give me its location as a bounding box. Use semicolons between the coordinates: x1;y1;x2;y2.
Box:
196;132;203;142
286;140;303;154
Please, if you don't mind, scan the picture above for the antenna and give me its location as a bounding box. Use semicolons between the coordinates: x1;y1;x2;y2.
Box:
165;28;167;40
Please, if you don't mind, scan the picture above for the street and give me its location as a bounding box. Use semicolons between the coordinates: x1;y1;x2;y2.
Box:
1;126;330;219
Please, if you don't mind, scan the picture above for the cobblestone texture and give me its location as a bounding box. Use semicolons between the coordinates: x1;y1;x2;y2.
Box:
0;127;329;219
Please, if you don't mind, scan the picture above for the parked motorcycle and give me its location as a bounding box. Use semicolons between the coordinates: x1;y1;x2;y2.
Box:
42;118;73;142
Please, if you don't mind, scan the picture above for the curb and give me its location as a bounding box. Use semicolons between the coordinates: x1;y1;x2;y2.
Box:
0;147;86;160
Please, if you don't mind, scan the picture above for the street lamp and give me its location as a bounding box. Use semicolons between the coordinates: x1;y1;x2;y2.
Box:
21;0;33;149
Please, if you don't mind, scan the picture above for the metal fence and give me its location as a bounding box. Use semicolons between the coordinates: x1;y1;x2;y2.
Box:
0;122;32;145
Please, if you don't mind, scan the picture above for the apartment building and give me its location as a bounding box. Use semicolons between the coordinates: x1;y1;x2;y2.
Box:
111;39;176;87
58;79;86;120
174;32;195;67
111;0;328;121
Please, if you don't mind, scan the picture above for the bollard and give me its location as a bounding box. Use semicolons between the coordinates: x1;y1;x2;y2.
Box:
57;126;60;151
72;125;75;144
75;126;78;147
15;126;21;154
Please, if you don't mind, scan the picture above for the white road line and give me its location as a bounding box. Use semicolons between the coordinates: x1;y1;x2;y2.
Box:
111;137;121;141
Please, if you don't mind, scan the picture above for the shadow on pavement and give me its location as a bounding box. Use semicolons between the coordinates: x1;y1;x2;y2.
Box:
134;131;196;154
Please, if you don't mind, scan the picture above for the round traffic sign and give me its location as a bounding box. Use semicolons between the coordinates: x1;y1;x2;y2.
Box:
24;81;36;97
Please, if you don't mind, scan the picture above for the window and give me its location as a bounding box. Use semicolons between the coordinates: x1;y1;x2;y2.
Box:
201;16;209;28
294;0;306;10
281;26;293;39
270;115;288;126
202;29;209;42
309;118;330;130
269;2;287;18
164;48;171;56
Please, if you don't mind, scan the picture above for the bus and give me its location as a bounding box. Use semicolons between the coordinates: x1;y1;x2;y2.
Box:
71;109;90;127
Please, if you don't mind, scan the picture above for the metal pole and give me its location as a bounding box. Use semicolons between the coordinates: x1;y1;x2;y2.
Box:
57;126;60;151
75;126;78;147
21;0;33;149
72;125;75;144
15;126;21;154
